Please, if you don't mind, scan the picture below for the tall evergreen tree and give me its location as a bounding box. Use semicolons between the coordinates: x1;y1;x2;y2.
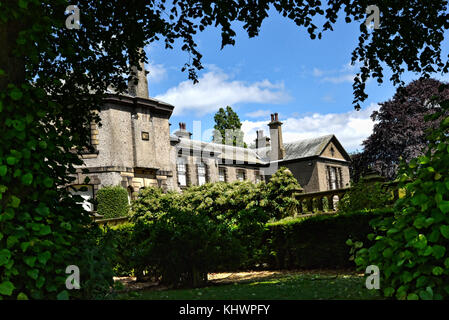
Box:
213;106;247;147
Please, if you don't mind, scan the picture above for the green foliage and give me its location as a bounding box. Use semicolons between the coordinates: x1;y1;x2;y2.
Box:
96;186;129;219
353;95;449;300
5;0;448;301
131;187;179;220
261;209;393;270
213;106;247;147
128;182;269;285
109;169;302;287
261;167;301;220
338;178;392;213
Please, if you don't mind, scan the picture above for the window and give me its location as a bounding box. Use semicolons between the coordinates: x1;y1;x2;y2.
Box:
177;160;187;186
237;169;246;181
197;162;206;186
219;167;226;182
255;171;261;183
327;166;342;190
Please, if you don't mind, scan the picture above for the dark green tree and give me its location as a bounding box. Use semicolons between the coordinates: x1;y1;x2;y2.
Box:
213;106;247;147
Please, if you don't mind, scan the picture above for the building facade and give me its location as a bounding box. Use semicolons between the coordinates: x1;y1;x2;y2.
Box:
69;69;351;211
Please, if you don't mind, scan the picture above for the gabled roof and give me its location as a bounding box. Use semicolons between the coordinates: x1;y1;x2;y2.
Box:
255;134;351;163
283;134;334;160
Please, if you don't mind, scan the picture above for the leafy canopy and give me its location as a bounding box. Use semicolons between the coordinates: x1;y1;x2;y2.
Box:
213;106;247;147
3;0;449;299
353;89;449;300
354;78;449;180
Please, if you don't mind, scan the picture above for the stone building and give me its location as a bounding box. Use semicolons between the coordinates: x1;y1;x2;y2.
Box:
69;66;351;211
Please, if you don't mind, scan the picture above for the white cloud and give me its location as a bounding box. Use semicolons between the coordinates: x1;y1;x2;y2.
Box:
154;66;290;116
312;68;325;77
146;62;167;83
245;109;273;118
322;74;356;84
241;103;380;153
311;62;362;84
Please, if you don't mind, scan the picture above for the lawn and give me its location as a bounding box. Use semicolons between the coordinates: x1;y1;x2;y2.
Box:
118;270;383;300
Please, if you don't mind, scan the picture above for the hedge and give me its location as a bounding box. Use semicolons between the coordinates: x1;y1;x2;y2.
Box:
258;209;394;270
96;185;129;218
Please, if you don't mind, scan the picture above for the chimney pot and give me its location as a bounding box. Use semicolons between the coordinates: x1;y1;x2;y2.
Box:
274;113;279;121
270;114;274;122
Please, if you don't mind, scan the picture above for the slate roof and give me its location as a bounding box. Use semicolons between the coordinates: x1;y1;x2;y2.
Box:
282;134;335;161
173;134;349;165
254;134;350;162
176;138;266;165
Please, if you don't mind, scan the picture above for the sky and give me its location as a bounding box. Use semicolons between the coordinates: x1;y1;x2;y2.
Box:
142;7;449;153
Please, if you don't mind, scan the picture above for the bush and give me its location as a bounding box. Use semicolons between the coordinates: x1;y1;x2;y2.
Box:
96;186;129;218
259;209;394;270
128;182;269;283
337;178;392;213
143;205;245;288
105;167;305;287
353;96;449;300
103;223;135;277
261;167;302;220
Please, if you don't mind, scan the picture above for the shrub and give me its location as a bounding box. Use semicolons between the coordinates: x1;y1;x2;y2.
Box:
143;205;245;288
261;167;302;220
259;209;394;270
103;223;135;277
128;182;270;281
337;178;392;213
96;186;129;218
353;96;449;300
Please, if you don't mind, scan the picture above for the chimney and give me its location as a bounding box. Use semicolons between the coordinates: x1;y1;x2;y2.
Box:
174;122;192;139
128;49;149;99
255;130;270;149
268;113;285;160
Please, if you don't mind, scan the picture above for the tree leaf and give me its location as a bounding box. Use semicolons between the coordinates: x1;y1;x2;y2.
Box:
0;281;15;296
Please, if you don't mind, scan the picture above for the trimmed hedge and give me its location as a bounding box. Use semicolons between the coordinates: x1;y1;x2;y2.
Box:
96;185;129;218
259;209;394;270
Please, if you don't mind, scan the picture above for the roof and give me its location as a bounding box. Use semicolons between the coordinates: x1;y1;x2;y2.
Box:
255;134;351;163
283;134;335;160
176;138;266;165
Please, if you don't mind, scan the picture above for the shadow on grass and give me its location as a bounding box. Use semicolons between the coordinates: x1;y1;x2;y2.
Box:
117;269;383;300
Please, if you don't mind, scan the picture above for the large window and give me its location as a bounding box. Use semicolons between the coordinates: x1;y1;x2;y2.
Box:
327;166;342;190
218;167;226;182
197;162;207;186
177;160;187;186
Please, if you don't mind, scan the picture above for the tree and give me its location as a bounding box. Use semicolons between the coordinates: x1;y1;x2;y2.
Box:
3;0;449;299
353;88;449;300
213;106;247;147
354;78;449;180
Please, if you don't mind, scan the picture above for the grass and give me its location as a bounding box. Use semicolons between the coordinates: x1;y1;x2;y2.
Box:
118;270;383;300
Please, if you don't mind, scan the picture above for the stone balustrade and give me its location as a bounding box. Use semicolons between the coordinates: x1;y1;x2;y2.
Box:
292;187;350;214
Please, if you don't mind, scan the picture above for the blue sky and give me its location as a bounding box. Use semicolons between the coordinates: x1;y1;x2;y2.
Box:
143;7;448;153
